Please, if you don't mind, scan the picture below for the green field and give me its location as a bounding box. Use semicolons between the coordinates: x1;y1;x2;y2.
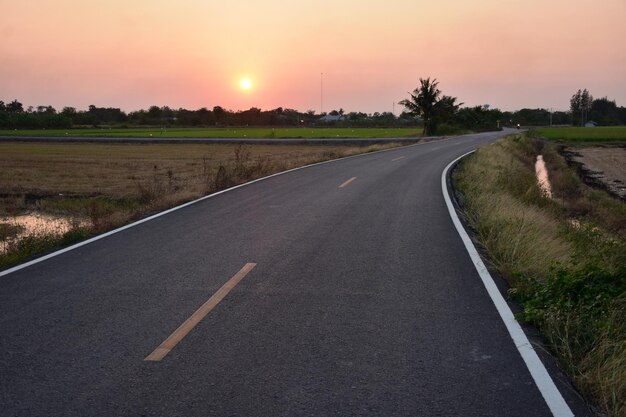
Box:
535;126;626;142
0;127;422;139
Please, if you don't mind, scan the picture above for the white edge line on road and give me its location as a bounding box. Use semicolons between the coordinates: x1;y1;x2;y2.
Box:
1;138;451;278
442;150;574;417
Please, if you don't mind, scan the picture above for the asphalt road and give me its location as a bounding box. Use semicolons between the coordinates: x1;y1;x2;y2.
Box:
0;130;589;416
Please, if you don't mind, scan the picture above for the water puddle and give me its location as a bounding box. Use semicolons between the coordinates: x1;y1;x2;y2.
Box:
0;213;87;253
535;155;552;198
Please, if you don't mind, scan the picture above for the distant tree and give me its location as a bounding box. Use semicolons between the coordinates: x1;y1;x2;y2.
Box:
213;106;226;124
347;111;368;121
581;89;593;124
370;111;396;126
36;105;56;114
400;78;459;135
570;90;582;126
239;107;262;125
512;108;551;126
552;111;571;125
59;107;77;124
591;97;616;115
160;106;174;120
590;97;620;125
147;105;162;121
265;108;284;125
85;104;127;125
455;106;501;130
7;99;23;113
433;95;462;126
173;108;198;125
0;101;5;113
570;89;593;126
127;110;146;124
195;107;214;125
281;108;302;125
618;106;626;125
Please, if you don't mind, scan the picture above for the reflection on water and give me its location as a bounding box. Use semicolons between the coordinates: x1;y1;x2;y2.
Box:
0;213;87;253
535;155;552;199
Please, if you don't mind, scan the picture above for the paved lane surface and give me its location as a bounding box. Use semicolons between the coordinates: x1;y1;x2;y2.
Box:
0;130;587;416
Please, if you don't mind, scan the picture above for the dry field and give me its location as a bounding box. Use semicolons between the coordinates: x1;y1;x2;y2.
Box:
0;142;378;197
0;141;404;265
568;146;626;199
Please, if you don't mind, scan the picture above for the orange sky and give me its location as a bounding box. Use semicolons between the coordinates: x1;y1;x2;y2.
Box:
2;0;625;113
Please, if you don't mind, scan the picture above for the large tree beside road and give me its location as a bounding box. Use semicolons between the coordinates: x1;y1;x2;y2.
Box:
399;78;460;135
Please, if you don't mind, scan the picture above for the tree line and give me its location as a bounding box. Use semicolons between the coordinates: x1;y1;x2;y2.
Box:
0;101;415;129
399;78;626;135
569;89;626;126
1;85;624;130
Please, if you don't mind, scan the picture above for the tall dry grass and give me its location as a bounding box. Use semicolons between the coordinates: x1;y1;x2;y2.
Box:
454;134;626;417
454;135;571;280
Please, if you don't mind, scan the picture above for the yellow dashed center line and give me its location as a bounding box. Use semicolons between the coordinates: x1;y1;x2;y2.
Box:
144;262;257;362
339;177;357;188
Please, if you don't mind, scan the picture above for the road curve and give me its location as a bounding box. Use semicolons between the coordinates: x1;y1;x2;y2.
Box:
0;129;589;416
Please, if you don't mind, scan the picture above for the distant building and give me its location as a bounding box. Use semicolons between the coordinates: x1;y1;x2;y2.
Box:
319;114;345;123
585;121;598;127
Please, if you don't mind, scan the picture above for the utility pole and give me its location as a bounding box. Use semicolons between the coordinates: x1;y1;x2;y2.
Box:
320;72;324;115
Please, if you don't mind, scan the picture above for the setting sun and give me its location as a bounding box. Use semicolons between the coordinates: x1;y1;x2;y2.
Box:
240;78;252;91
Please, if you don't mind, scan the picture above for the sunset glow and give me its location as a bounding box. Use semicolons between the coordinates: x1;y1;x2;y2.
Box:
240;79;253;91
2;0;625;113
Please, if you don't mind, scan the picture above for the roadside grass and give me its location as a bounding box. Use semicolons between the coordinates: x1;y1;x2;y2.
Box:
0;141;405;269
453;134;626;417
0;228;92;269
534;126;626;143
0;127;423;139
0;222;24;241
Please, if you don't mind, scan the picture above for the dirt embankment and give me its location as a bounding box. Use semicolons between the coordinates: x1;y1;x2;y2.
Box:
563;146;626;200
